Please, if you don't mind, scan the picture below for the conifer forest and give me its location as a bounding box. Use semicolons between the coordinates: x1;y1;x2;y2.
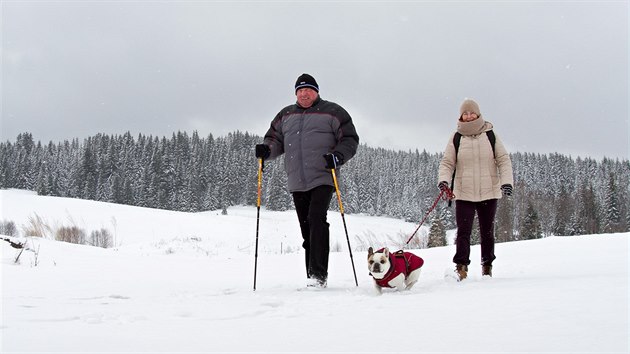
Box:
2;131;629;243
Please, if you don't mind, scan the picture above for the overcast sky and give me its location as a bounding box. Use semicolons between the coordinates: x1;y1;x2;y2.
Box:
2;1;628;160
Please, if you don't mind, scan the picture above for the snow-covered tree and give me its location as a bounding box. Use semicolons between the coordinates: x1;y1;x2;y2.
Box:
520;201;542;240
495;197;514;242
427;211;447;248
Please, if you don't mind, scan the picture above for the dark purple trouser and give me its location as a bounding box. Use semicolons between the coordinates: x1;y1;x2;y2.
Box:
292;185;334;282
454;199;498;266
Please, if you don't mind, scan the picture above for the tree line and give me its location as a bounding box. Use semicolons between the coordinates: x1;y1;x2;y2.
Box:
1;131;628;242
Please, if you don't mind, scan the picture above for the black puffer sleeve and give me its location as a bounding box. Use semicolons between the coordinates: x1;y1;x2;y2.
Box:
332;105;359;163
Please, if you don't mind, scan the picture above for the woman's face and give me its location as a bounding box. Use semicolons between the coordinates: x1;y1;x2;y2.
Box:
460;111;479;122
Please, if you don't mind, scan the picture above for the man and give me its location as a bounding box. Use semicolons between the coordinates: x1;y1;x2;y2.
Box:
255;73;359;288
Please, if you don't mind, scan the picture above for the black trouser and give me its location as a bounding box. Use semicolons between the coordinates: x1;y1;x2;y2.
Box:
292;185;335;281
454;199;498;266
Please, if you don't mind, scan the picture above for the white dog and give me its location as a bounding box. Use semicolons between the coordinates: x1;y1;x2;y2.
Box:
367;247;424;294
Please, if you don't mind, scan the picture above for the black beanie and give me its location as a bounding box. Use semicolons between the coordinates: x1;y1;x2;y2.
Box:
295;73;319;93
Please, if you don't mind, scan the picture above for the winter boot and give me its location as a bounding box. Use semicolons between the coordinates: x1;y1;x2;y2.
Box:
482;265;493;277
306;276;327;289
455;264;468;281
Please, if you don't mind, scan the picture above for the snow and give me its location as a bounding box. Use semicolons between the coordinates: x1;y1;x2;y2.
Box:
1;189;628;353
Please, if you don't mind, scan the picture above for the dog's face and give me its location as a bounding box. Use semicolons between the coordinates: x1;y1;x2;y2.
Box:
367;247;391;279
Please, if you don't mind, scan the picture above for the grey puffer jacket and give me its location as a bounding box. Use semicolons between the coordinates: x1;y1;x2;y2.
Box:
263;97;359;192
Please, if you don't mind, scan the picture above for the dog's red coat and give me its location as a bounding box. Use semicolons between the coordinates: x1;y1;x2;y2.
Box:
374;250;424;289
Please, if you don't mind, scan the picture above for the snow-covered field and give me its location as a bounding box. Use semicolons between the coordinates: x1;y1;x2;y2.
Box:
1;189;628;353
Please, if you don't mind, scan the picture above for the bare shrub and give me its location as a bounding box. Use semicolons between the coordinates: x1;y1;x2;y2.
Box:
55;226;86;245
388;230;427;250
89;228;113;248
22;213;52;238
354;229;428;252
354;230;386;252
0;220;18;236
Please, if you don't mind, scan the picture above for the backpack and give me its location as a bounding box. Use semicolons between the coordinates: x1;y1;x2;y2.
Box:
449;130;496;205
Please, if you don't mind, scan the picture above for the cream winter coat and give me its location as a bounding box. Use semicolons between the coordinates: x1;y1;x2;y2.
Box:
438;117;513;202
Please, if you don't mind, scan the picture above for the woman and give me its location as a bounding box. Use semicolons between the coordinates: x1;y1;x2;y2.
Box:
438;98;513;281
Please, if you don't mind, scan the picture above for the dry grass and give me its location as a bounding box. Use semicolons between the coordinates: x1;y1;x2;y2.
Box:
22;213;52;238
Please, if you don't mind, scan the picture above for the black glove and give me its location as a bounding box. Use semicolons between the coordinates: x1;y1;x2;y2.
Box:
438;181;449;192
324;152;343;169
501;184;513;196
255;144;271;159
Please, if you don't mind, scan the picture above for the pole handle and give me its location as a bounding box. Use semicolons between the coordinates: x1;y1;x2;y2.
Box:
256;158;263;207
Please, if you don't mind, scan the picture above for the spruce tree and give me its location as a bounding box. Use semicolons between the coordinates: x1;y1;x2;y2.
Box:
520;201;542;239
265;162;291;211
603;172;621;233
78;141;98;200
15;133;36;190
495;197;514;242
576;182;600;235
427;211;447;248
552;186;573;236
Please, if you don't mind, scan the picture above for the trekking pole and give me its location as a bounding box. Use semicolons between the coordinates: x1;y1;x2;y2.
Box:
253;158;263;291
404;187;455;247
330;167;359;287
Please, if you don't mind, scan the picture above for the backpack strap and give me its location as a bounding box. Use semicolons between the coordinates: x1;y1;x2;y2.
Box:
486;130;496;158
449;133;462;206
453;132;463;156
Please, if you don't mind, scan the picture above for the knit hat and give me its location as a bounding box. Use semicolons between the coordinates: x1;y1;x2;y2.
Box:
459;99;481;117
295;73;319;93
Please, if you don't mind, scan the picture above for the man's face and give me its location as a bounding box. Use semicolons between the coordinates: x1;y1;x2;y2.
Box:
296;88;318;108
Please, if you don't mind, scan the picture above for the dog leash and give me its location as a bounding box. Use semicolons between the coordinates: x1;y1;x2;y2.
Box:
404;188;455;246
